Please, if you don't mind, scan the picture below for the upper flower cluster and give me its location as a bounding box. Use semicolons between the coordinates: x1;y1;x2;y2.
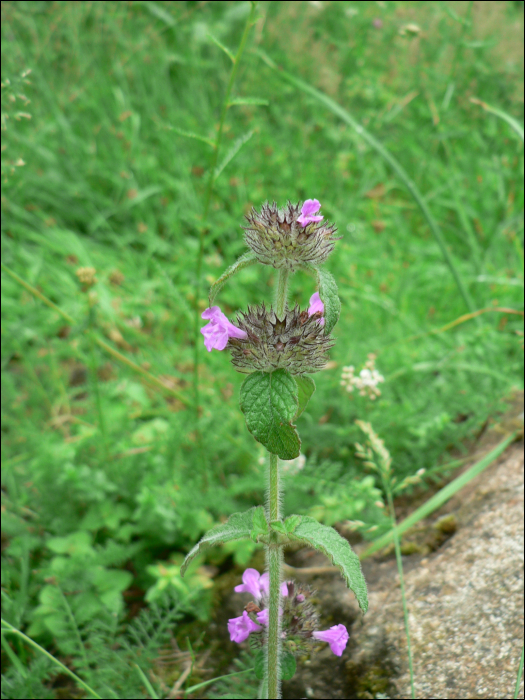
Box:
228;568;349;657
243;199;339;272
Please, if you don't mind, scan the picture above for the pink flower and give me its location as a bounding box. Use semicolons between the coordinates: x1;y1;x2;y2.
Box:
308;292;325;326
227;611;262;643
234;568;269;600
297;199;324;227
256;606;284;626
312;624;349;656
201;306;247;352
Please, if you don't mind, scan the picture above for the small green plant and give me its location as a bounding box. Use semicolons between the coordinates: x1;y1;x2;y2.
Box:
184;198;368;699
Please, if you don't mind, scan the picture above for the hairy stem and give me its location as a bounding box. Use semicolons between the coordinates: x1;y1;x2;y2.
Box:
265;266;290;699
274;268;290;318
267;452;282;700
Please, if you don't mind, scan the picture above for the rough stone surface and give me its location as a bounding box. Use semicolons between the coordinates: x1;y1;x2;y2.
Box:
282;439;524;700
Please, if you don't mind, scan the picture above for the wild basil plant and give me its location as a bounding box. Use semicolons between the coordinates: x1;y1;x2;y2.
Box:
181;199;368;699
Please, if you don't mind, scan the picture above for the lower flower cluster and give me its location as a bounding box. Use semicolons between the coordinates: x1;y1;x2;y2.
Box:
227;568;349;657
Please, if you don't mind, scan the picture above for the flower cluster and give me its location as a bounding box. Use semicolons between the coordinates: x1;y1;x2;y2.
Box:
201;292;332;375
341;354;384;400
227;568;349;657
243;199;339;272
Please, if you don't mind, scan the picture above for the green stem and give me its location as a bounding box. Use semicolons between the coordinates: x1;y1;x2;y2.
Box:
267;452;282;700
386;488;415;700
265;265;290;699
192;1;258;418
274;268;289;317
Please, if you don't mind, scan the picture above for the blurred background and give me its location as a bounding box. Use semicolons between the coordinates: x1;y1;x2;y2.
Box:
1;1;523;698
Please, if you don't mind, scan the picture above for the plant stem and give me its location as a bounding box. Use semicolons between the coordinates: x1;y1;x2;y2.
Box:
386;488;416;700
192;1;258;418
267;452;282;700
274;268;289;317
514;644;524;699
265;267;290;699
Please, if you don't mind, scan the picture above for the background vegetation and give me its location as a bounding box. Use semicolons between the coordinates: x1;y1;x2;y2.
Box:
1;1;523;697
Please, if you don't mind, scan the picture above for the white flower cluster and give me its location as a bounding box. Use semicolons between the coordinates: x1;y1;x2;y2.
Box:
341;354;384;400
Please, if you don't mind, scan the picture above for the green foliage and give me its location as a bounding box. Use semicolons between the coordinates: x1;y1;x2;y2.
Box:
181;507;265;576
0;0;523;694
287;516;369;614
294;375;316;420
306;266;342;334
254;648;296;681
240;370;300;460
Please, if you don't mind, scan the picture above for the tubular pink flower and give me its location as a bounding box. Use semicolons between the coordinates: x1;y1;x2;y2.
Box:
201;306;247;352
312;624;349;656
297;198;324;227
256;606;283;626
308;292;325;326
227;611;262;643
234;568;268;600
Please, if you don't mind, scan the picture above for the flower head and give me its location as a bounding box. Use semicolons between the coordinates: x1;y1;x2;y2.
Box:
297;199;324;227
228;303;334;375
312;624;349;656
243;200;339;271
227;611;262;643
234;568;269;600
308;292;325;326
201;306;247;352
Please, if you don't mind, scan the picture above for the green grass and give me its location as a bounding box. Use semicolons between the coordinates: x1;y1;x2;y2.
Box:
1;1;523;697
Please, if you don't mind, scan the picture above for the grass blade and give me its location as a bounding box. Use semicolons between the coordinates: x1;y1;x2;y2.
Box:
361;432;518;559
257;49;478;317
1;619;104;699
184;668;252;695
470;98;524;143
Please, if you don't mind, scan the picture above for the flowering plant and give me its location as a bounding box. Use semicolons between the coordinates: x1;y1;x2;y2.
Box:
182;200;368;698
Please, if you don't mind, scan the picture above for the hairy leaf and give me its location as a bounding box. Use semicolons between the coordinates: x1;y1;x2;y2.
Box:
181;507;264;577
240;370;300;460
294;375;315;419
316;268;341;334
288;516;368;613
251;507;269;543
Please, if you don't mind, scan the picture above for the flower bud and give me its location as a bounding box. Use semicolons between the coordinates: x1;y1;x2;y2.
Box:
243;200;340;271
228;303;334;375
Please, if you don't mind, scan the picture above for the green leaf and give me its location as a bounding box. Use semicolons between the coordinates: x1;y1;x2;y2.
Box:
254;650;265;681
213;130;254;182
228;97;269;107
280;651;297;680
254;650;296;681
283;514;302;534
251;508;269;543
288;516;368;613
270;515;302;536
295;375;315;419
168;125;216;148
181;507;264;577
317;268;341;334
269;520;287;536
239;370;300;460
207;32;235;63
209;251;257;306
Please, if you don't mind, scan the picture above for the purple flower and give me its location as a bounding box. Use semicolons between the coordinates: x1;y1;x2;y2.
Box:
201;306;247;352
312;624;349;656
234;568;269;600
308;292;325;326
256;606;283;626
297;199;324;227
228;611;262;643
